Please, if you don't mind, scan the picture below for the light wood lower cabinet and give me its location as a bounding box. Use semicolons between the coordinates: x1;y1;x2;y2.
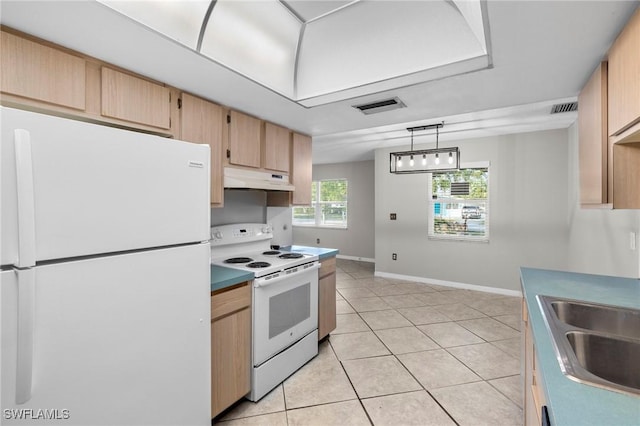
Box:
318;256;337;340
211;282;251;418
522;298;547;426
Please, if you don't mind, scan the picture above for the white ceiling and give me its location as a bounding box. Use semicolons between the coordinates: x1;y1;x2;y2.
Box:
282;1;355;22
1;1;638;164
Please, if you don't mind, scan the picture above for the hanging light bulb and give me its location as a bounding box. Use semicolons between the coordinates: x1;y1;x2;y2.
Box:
448;151;454;164
397;156;402;167
422;154;427;166
435;153;440;165
409;155;414;167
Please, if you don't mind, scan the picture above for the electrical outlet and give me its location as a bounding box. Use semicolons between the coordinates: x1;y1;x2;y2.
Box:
316;238;320;244
392;253;397;260
390;213;397;220
631;232;637;251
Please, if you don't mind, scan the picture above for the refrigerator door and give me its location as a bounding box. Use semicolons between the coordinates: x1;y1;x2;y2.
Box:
1;107;210;266
1;243;211;425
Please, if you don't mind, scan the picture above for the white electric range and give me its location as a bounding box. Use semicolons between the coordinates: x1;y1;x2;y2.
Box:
210;223;319;402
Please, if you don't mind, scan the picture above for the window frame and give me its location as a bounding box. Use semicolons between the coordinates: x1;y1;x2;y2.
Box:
292;179;348;229
427;162;490;242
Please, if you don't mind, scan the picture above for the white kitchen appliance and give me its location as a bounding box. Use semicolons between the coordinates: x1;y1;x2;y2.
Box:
210;223;319;401
1;107;211;425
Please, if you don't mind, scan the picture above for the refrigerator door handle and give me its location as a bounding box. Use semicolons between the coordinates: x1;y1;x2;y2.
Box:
14;129;37;268
16;268;36;404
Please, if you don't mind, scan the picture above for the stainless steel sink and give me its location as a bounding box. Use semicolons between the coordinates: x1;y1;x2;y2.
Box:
538;295;640;396
551;299;640;340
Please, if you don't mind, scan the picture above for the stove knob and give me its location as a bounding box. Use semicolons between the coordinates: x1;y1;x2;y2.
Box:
262;226;271;234
212;231;223;240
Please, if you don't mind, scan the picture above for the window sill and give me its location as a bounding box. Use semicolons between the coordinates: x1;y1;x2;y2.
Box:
428;234;489;243
292;224;348;230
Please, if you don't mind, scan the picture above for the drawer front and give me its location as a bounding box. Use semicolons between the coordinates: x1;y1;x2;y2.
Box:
211;282;251;320
319;256;336;278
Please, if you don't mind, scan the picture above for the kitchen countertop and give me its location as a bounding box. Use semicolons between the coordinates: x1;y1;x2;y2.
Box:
520;267;640;426
280;245;339;260
211;265;254;293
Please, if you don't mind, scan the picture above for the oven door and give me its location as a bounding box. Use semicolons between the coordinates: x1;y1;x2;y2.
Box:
252;262;320;366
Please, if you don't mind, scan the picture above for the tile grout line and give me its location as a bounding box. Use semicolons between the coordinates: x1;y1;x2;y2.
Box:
335;268;523;425
269;262;522;425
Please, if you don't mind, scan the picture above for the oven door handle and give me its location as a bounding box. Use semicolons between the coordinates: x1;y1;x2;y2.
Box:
254;262;321;288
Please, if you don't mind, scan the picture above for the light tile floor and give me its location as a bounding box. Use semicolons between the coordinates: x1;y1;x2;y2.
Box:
216;260;523;426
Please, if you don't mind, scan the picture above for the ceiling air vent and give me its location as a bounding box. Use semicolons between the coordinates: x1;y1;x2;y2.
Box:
353;97;406;115
550;102;578;114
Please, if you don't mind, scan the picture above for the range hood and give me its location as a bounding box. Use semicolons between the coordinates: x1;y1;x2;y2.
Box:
224;167;295;192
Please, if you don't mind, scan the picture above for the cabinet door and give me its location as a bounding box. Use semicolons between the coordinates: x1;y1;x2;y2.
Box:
608;8;640;136
291;133;313;205
613;143;640;209
101;67;171;130
578;62;609;205
263;122;291;173
229;110;261;168
181;93;224;206
211;307;251;417
1;30;86;111
318;257;337;340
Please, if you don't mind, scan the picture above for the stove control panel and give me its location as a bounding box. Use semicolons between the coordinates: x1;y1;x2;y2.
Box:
210;223;273;245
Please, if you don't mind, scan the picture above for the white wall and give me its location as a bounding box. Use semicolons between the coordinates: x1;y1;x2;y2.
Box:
211;189;266;226
374;129;570;292
566;122;640;278
267;206;293;247
293;160;375;259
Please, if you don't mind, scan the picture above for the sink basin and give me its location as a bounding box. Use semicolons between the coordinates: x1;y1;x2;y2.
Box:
551;299;640;340
538;295;640;396
566;331;640;391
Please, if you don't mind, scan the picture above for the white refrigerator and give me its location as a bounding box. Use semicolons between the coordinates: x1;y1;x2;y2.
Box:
1;107;211;425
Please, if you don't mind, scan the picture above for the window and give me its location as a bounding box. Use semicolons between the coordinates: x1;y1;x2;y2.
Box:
293;179;348;228
428;166;489;241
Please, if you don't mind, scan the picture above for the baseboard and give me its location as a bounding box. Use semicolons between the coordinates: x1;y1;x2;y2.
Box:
336;254;375;263
374;271;522;297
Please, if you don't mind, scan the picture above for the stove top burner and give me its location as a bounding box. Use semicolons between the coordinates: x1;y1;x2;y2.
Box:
224;257;253;264
262;250;281;255
247;261;271;268
278;253;304;259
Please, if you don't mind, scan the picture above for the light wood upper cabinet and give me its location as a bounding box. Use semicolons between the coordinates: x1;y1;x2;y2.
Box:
291;133;313;205
263;122;291;173
228;110;261;168
180;93;224;207
1;30;86;110
613;143;640;209
578;62;610;205
608;8;640;140
101;67;171;130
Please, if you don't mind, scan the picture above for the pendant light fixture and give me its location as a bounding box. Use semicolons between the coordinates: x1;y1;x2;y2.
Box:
389;122;460;174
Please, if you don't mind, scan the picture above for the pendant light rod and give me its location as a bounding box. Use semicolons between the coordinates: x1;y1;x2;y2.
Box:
410;129;414;151
406;121;444;133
